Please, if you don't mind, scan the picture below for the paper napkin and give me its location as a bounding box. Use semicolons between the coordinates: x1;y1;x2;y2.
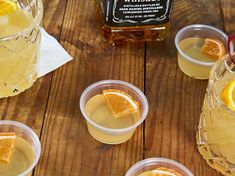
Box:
38;29;73;77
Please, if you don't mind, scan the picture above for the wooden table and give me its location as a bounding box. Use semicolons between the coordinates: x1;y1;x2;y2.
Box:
1;0;234;175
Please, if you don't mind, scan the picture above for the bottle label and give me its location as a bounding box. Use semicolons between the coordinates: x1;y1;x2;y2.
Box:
103;0;173;27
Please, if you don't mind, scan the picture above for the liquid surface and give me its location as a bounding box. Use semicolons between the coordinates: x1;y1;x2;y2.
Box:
179;37;215;62
177;37;219;79
84;94;140;144
0;136;35;176
85;94;140;129
0;6;40;98
0;7;34;38
137;167;182;176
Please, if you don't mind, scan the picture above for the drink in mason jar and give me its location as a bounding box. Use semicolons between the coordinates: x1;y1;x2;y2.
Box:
197;53;235;175
0;0;43;98
80;80;148;144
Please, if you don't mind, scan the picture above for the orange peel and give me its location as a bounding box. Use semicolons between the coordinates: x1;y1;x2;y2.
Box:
201;38;225;60
103;89;139;118
0;132;16;163
138;167;182;176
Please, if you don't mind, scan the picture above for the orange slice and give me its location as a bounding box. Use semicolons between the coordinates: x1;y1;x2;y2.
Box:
0;0;18;16
138;167;182;176
201;38;225;60
103;89;139;118
0;132;16;163
221;80;235;111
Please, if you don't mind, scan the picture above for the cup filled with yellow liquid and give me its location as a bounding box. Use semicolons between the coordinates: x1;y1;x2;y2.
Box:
175;24;232;79
0;0;43;98
197;53;235;175
80;80;148;144
126;158;193;176
0;120;41;176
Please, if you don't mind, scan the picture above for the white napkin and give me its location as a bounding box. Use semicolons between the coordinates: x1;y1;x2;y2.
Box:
38;29;73;77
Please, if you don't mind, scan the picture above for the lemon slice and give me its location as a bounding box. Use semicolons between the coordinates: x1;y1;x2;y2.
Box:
201;38;225;60
221;80;235;111
103;89;139;118
0;0;18;16
138;167;182;176
0;132;16;163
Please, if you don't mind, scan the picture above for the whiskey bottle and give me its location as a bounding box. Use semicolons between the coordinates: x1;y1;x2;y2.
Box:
94;0;174;43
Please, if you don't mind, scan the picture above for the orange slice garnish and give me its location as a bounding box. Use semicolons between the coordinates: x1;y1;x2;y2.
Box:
138;167;182;176
103;89;139;118
221;80;235;111
0;132;16;163
201;38;226;60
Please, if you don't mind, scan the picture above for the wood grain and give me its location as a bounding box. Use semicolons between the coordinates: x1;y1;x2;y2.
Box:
0;0;234;175
35;0;145;175
221;0;235;33
145;0;224;176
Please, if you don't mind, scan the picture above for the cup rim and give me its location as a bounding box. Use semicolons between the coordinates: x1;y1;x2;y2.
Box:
125;157;194;176
0;120;41;176
79;80;149;134
0;0;43;41
175;24;231;66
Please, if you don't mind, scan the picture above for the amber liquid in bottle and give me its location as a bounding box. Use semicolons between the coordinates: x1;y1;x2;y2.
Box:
94;0;173;43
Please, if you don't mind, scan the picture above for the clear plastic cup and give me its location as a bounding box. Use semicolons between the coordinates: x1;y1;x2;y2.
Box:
175;24;232;80
80;80;149;144
0;120;41;176
126;158;194;176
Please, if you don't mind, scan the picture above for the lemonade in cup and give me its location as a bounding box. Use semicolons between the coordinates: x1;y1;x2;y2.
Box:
0;120;41;176
175;24;231;79
80;80;149;144
0;0;43;98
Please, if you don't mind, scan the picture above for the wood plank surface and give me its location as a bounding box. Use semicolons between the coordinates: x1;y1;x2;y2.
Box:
145;0;225;176
0;0;234;176
35;0;145;175
221;0;235;33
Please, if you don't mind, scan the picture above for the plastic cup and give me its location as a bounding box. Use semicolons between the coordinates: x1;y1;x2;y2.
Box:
175;24;232;80
126;158;194;176
80;80;149;144
0;120;41;176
